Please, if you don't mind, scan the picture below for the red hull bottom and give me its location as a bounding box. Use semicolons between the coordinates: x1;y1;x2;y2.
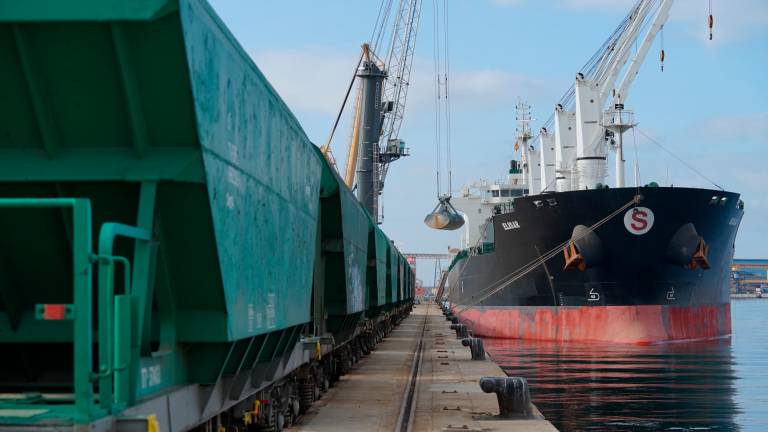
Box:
456;304;731;344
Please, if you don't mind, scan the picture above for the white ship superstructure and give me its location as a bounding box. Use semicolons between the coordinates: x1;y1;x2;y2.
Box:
451;163;528;248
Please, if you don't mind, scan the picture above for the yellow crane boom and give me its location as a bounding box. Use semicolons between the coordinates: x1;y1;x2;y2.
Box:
321;44;371;188
344;89;363;187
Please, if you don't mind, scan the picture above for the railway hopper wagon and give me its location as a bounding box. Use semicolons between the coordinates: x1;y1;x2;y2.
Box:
0;1;413;430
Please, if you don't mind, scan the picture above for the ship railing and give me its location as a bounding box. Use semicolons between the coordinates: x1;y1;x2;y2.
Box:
468;242;495;257
493;201;515;215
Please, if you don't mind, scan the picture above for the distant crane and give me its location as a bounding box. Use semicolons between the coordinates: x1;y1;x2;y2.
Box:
402;252;454;300
321;0;422;223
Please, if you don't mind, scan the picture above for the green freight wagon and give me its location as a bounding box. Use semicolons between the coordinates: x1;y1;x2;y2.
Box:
398;251;404;304
366;226;390;314
313;145;370;338
0;1;414;430
389;246;399;308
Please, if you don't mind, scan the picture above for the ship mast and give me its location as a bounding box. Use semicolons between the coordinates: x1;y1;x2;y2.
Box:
516;101;538;194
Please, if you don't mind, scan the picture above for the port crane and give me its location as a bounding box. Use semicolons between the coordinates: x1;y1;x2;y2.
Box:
530;0;675;194
321;0;421;223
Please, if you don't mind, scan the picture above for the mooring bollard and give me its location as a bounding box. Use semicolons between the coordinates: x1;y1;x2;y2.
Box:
449;323;468;339
449;316;459;325
461;337;486;360
449;323;460;338
445;312;455;322
479;376;534;419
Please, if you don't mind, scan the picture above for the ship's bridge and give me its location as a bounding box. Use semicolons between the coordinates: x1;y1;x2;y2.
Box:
449;177;527;249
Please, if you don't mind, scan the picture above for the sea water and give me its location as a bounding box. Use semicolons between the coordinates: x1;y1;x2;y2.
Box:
485;299;768;431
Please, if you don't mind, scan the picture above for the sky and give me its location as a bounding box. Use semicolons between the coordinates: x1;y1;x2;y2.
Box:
208;0;768;284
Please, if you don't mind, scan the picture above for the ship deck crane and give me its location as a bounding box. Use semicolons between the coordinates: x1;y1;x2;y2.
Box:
540;0;674;193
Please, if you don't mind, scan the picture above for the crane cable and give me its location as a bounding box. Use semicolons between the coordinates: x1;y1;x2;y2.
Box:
632;123;641;189
659;25;665;72
456;196;640;314
431;0;453;198
635;127;724;191
322;1;391;172
371;0;395;55
322;51;364;159
423;0;463;230
528;0;644;145
432;0;443;197
443;0;453;196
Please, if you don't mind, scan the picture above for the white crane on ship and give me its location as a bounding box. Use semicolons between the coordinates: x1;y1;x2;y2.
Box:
528;0;676;195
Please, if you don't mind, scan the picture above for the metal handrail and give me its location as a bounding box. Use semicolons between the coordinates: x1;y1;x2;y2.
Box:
0;200;155;416
96;222;152;411
0;198;94;423
89;255;131;378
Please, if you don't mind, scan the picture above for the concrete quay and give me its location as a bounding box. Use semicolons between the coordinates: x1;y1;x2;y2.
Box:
289;304;557;432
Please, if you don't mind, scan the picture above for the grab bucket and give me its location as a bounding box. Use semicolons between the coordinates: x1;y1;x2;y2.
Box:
424;196;465;230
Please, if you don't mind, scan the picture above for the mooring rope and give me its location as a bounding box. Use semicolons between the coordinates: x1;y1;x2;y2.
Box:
456;196;640;314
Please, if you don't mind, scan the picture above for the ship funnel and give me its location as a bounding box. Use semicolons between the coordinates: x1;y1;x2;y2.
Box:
424;196;465;230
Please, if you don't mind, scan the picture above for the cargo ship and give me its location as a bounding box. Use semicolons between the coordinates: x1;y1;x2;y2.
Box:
444;0;744;344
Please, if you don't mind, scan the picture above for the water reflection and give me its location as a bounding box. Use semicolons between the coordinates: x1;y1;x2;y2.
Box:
485;337;740;431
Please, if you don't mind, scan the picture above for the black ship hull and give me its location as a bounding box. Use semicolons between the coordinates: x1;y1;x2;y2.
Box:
446;187;743;343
